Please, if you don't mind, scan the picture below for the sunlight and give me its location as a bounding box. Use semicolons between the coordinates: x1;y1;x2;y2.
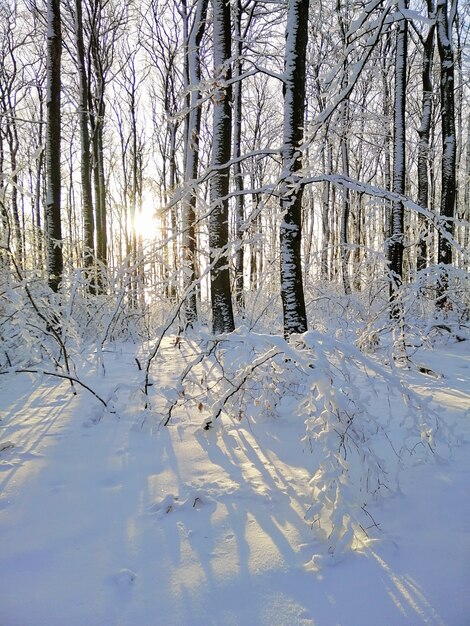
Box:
133;195;160;241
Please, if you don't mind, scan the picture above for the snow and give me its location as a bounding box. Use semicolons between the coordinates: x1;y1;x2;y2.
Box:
1;336;469;625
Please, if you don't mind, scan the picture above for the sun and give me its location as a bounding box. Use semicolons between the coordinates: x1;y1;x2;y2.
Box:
133;195;160;241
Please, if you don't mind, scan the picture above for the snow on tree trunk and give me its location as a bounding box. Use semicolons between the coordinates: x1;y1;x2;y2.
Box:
389;0;407;314
209;0;235;335
182;0;208;325
464;116;470;261
45;0;63;293
232;0;245;311
417;0;435;273
436;0;456;306
337;2;351;296
74;0;95;279
280;0;309;338
89;15;107;279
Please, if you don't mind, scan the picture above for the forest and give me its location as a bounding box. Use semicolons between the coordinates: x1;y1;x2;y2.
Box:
0;0;469;624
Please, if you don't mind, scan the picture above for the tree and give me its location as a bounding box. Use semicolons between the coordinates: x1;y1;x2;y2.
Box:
209;0;235;335
181;0;209;325
416;0;435;272
436;0;456;307
231;0;245;310
389;0;407;314
279;0;309;337
45;0;64;293
74;0;95;278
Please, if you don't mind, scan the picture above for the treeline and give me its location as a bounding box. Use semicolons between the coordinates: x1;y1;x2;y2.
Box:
0;0;468;335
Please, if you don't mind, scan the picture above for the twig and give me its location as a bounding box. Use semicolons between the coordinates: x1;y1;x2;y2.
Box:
3;368;107;407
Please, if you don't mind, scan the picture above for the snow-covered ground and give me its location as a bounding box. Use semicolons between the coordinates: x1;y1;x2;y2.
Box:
1;336;469;626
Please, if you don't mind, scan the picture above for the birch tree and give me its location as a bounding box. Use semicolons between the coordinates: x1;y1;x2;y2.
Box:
280;0;309;337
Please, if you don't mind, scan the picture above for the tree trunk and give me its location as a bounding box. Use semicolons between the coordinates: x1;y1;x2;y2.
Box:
232;0;245;311
75;0;95;281
209;0;235;335
181;0;208;325
389;0;407;315
90;35;107;277
417;0;435;272
436;0;456;306
45;0;64;293
280;0;309;337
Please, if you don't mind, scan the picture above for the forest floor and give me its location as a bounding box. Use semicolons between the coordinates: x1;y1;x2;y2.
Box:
0;335;469;626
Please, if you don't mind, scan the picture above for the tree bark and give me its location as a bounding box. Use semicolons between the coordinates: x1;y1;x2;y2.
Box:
45;0;64;293
232;0;245;311
389;0;407;315
181;0;208;325
436;0;456;306
280;0;309;337
209;0;235;335
74;0;95;280
417;0;435;272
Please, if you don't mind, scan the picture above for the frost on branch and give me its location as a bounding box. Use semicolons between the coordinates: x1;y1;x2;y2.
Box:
159;326;451;563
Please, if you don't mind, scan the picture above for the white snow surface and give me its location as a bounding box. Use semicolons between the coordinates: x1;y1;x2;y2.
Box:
1;338;469;626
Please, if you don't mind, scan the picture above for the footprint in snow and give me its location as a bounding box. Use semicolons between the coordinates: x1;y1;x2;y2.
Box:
0;441;15;454
147;491;214;519
109;568;137;589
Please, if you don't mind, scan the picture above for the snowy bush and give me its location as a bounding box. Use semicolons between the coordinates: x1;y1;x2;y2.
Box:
151;324;452;562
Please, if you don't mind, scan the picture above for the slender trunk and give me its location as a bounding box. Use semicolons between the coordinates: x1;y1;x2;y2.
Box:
382;42;392;256
464;116;470;262
168;122;178;301
389;0;407;315
232;0;245;310
340;109;351;295
182;0;208;324
75;0;95;277
90;39;107;276
417;0;435;272
35;107;44;269
320;135;331;280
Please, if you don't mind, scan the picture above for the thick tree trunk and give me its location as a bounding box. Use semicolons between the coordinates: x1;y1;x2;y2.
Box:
45;0;64;293
280;0;309;337
209;0;235;335
436;0;456;306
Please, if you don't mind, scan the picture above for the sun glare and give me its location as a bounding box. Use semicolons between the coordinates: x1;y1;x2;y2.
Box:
134;196;159;241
